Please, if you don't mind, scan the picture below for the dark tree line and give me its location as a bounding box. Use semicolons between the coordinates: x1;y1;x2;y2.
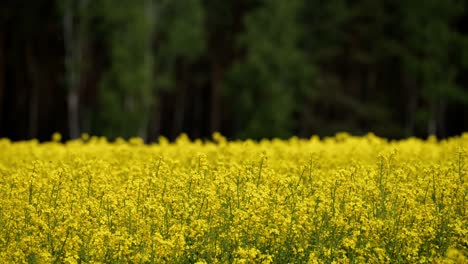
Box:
0;0;467;141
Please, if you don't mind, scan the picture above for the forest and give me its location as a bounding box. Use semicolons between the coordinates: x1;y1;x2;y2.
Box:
0;0;468;141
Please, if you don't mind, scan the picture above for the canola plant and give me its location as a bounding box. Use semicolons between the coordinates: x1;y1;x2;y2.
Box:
0;133;466;263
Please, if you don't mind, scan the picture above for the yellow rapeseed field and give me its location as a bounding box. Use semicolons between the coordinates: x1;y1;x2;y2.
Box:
0;132;466;263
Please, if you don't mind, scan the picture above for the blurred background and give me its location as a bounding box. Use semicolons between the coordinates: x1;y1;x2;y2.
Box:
0;0;467;141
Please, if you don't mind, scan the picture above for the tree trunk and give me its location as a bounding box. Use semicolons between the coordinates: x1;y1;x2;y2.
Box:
63;0;83;139
404;77;418;137
172;88;185;138
362;66;376;130
67;90;80;138
428;100;437;136
437;97;446;138
210;59;222;134
298;96;312;137
149;95;161;141
192;88;202;138
26;44;39;139
140;0;156;142
172;62;187;138
0;30;4;135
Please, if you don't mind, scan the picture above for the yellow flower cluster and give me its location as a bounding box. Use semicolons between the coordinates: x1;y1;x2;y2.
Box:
0;132;466;263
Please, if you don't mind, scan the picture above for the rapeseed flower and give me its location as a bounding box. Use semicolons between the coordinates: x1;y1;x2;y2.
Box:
0;133;466;263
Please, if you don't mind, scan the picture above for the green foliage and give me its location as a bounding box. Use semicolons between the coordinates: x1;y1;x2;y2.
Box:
153;0;205;90
225;0;314;139
397;0;468;134
92;0;154;138
77;0;468;139
9;0;468;140
300;0;395;136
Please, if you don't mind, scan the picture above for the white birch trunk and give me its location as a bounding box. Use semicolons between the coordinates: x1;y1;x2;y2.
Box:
63;0;86;139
